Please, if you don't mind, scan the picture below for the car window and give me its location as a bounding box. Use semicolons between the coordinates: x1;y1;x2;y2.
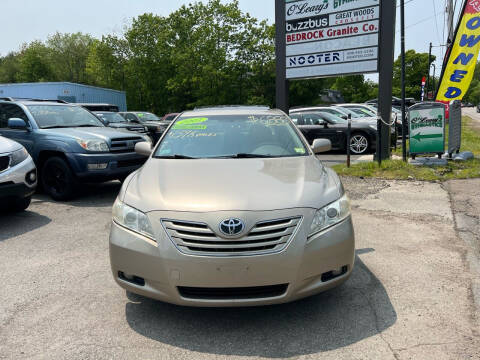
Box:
94;112;126;123
136;112;160;121
165;114;177;121
302;113;325;125
0;104;29;128
289;114;303;125
126;113;138;122
27;105;104;128
154;114;308;158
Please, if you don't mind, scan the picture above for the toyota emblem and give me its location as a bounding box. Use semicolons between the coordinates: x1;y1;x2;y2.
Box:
219;218;245;236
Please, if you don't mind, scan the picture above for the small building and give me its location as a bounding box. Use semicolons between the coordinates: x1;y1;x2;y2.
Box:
0;82;127;111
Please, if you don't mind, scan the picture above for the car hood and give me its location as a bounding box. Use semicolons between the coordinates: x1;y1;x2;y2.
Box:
40;127;143;140
0;136;23;154
123;156;342;212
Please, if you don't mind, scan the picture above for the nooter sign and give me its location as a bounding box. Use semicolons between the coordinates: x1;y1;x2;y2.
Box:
285;0;381;79
408;102;446;158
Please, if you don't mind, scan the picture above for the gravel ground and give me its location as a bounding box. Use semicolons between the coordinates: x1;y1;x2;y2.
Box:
0;178;479;360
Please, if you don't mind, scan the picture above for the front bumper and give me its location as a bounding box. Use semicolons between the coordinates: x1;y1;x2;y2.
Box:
109;209;355;307
66;152;147;181
0;156;37;200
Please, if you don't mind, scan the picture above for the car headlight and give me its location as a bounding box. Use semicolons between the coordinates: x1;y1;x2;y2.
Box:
77;139;109;152
309;194;351;237
112;198;154;239
10;147;29;167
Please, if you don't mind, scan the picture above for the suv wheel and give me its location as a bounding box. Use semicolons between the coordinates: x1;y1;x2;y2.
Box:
349;133;370;155
41;157;77;201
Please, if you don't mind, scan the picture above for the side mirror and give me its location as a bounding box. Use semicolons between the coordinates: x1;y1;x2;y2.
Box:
8;118;28;130
135;141;152;157
103;120;110;125
341;115;348;120
311;138;332;154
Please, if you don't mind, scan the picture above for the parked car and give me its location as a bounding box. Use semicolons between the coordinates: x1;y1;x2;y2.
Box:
93;111;149;136
109;106;354;306
77;103;120;112
0;136;37;212
0;99;150;200
119;111;166;143
476;104;480;113
161;113;180;122
289;111;394;154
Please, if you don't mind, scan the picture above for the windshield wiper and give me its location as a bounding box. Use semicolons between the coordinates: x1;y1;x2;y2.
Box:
154;154;198;159
227;153;278;159
75;124;100;127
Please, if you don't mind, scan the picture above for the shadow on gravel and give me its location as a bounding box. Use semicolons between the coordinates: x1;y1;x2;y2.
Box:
0;211;51;242
125;249;396;358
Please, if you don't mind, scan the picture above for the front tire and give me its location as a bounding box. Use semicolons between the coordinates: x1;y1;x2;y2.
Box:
41;157;77;201
349;133;370;155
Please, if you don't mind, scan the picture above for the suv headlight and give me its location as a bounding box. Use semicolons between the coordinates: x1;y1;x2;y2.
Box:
309;194;351;237
112;198;154;239
10;147;29;167
77;139;109;152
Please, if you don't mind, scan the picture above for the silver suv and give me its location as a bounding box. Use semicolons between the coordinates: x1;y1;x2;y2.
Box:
109;107;355;306
0;136;37;212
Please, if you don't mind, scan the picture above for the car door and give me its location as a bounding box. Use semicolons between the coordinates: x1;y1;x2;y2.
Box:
0;104;35;153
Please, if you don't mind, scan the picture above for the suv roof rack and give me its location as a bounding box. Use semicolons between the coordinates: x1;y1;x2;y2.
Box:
0;97;68;103
193;105;270;111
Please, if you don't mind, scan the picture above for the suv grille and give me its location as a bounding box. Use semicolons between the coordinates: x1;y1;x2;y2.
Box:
0;156;10;172
178;284;288;300
110;137;143;153
162;217;301;256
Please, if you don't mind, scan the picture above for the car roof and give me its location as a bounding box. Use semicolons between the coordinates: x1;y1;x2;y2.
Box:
289;106;335;113
181;106;283;117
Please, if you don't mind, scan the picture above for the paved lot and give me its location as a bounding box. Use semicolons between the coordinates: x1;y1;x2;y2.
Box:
0;178;479;359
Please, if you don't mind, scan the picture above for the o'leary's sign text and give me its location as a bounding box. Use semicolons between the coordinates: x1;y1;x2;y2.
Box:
285;0;380;79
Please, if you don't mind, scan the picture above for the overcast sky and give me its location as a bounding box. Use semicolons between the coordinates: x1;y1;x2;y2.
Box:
1;0;461;81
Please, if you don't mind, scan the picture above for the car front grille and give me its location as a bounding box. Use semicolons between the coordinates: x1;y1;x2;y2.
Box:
127;126;147;133
110;137;143;153
178;284;289;300
162;216;302;256
0;156;10;172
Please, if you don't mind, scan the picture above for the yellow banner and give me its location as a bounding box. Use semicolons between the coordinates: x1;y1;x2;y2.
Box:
436;1;480;102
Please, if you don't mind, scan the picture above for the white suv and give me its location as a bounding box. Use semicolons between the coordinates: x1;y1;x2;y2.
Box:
0;136;37;212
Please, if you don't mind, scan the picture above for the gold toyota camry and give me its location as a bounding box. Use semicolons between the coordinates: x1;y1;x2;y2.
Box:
109;106;355;307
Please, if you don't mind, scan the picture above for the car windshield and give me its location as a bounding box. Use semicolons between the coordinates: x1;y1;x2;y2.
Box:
136;112;160;121
154;114;308;159
28;105;104;128
94;112;126;123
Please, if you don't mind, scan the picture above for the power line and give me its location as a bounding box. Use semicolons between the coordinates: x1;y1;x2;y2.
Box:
397;12;444;33
432;0;443;44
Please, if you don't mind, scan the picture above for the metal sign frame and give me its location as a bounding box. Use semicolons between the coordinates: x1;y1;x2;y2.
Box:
408;102;446;158
276;0;396;161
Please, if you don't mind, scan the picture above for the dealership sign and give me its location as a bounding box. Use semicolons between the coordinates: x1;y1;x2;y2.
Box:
408;103;446;156
284;0;381;79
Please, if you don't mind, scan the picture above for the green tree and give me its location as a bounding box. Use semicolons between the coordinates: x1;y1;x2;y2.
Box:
47;32;94;83
0;52;21;83
392;49;435;99
16;41;55;82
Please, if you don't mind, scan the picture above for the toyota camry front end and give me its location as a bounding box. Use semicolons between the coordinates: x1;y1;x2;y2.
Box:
109;107;355;306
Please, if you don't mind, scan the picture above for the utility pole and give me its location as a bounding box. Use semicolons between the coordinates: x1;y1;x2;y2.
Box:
426;42;432;100
446;0;455;45
275;0;288;113
401;0;407;161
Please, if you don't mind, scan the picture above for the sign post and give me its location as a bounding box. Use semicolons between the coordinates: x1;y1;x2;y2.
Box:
276;0;397;161
408;102;446;159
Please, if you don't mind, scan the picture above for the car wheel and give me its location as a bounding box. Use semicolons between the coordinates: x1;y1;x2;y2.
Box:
11;196;31;212
349;133;370;155
41;157;77;201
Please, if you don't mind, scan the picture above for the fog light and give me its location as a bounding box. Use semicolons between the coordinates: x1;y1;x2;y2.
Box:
87;163;108;170
25;170;37;184
118;271;145;286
